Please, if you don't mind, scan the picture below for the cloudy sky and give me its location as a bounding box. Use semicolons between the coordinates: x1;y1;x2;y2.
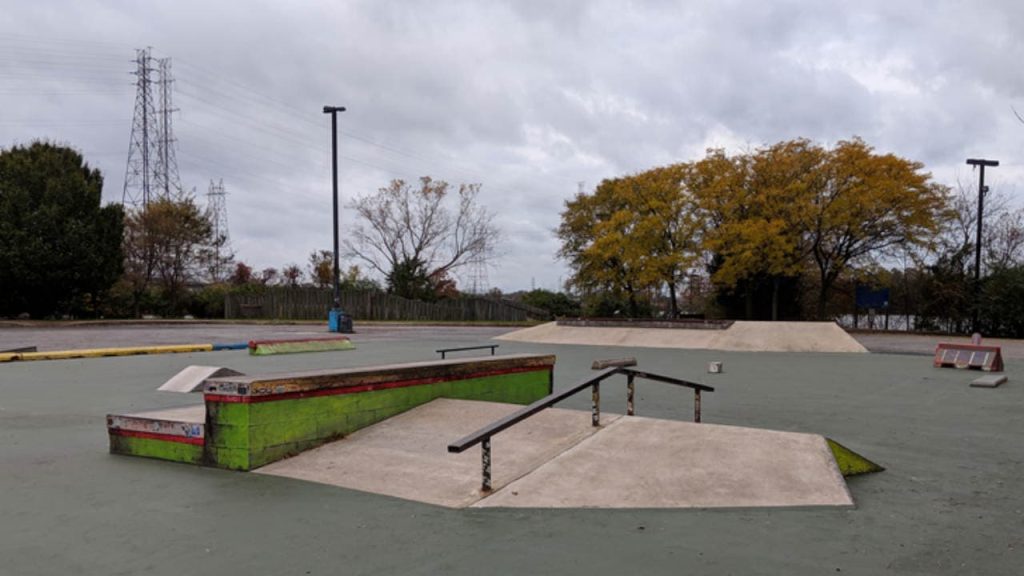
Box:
3;1;1023;292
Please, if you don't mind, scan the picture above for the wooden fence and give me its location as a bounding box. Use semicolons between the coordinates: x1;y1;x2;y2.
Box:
224;287;549;322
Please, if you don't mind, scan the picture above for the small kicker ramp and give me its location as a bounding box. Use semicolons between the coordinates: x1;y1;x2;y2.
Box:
255;399;863;509
158;366;243;393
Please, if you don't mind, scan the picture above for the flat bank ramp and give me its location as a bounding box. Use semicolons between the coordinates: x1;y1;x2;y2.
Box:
477;416;851;508
496;321;867;353
254;398;616;508
254;399;853;509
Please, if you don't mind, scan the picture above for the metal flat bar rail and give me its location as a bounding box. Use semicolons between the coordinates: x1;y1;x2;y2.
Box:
448;365;714;492
448;368;619;454
1;346;37;353
436;344;499;359
616;367;714;391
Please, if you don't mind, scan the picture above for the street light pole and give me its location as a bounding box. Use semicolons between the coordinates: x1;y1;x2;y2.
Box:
966;157;998;334
324;105;353;334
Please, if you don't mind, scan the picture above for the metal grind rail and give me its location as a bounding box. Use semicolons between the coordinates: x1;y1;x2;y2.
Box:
436;344;499;359
447;366;714;492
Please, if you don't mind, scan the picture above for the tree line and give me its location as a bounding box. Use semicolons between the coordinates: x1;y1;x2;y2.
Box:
7;137;1022;335
557;137;1024;334
0;141;500;320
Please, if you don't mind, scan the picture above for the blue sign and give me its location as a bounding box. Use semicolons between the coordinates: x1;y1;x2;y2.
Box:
856;286;889;309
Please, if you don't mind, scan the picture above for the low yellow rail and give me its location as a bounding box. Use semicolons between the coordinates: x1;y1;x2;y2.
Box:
0;344;214;363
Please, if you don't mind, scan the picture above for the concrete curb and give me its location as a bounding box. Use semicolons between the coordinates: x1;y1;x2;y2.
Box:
0;344;215;363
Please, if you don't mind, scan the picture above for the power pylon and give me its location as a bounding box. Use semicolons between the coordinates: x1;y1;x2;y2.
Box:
206;179;232;282
154;57;182;201
467;255;489;295
123;48;157;207
123;48;182;207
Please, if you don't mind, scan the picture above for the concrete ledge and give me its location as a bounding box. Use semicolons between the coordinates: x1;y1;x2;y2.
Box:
558;318;733;330
499;321;867;353
108;354;557;471
1;344;214;363
107;405;206;465
204;353;556;398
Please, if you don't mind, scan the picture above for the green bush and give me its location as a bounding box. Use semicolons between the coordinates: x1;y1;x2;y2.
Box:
188;283;231;319
519;289;581;318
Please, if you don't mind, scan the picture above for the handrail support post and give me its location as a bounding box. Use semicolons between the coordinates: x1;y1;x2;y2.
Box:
626;373;635;416
694;389;701;423
481;437;492;492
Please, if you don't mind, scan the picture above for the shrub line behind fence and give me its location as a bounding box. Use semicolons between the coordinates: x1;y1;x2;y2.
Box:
224;287;548;322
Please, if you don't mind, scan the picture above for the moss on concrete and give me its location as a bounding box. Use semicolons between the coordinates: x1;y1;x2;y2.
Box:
827;438;885;477
109;435;204;465
249;339;355;356
204;368;551;470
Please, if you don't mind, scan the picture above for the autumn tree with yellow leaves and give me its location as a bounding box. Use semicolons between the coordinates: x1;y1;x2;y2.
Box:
558;165;702;317
559;137;950;320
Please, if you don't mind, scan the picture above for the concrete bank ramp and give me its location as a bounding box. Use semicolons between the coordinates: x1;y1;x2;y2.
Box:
255;399;615;508
496;321;867;353
254;399;855;509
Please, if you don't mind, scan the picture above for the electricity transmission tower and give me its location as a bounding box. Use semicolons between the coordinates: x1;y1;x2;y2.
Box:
123;48;182;207
154;57;182;201
467;256;489;295
206;179;232;282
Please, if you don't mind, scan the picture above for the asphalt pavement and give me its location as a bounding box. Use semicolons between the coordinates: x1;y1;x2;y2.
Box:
1;322;1021;575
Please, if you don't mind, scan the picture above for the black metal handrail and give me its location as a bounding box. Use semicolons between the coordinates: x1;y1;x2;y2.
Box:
1;346;37;353
448;366;713;491
436;344;499;359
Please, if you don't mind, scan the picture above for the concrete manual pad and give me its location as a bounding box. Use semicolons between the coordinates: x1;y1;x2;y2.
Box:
122;404;206;423
970;374;1008;388
496;321;867;353
254;399;619;508
476;417;853;509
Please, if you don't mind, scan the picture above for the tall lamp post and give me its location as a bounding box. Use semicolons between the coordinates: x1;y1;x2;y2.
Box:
966;157;998;334
324;105;353;333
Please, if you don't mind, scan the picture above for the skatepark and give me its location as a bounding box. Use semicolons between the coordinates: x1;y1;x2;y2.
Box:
1;321;1021;574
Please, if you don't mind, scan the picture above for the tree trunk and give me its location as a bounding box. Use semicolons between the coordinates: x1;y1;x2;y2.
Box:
771;276;779;321
817;270;831;320
668;281;678;318
744;286;754;320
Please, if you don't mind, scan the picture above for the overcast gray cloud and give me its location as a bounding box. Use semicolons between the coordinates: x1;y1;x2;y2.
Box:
2;1;1023;292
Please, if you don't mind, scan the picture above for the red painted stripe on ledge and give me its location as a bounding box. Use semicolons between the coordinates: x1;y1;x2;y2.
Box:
205;365;553;404
110;429;205;445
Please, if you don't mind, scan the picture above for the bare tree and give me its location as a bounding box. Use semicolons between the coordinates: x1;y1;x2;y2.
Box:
282;264;303;287
259;267;280;286
935;178;1021;274
985;208;1024;270
345;177;500;298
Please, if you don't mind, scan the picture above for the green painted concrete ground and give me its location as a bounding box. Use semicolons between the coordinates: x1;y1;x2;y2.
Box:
1;329;1022;575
